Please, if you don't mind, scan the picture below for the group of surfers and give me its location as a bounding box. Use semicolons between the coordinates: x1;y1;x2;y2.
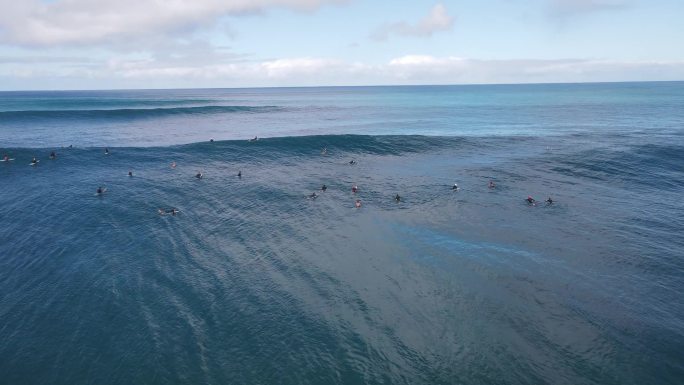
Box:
5;146;556;214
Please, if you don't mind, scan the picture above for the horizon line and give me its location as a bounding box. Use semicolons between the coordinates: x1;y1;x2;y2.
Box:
0;79;682;93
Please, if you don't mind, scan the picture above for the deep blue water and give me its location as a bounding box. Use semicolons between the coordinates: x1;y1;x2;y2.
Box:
1;82;683;384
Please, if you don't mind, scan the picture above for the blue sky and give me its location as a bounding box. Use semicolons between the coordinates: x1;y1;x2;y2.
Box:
0;0;682;90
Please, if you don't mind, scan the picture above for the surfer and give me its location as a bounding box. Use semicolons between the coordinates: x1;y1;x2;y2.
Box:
171;161;176;169
237;170;242;178
488;181;495;189
159;208;178;216
309;192;318;199
352;185;358;193
210;138;214;143
355;199;362;208
31;157;38;165
349;159;356;165
395;194;401;202
321;184;327;192
128;170;133;177
49;151;56;159
105;148;109;155
97;186;104;194
321;147;327;155
195;171;203;179
526;196;536;205
452;183;459;191
2;155;8;161
546;197;554;204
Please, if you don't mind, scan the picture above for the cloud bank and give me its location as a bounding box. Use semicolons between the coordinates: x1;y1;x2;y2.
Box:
0;0;344;46
3;54;682;90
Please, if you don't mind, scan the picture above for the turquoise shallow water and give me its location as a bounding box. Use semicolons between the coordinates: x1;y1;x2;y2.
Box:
1;83;683;384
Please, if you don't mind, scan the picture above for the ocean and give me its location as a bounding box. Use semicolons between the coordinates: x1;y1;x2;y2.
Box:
0;82;683;384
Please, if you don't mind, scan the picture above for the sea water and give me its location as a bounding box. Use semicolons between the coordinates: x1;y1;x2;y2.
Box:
0;82;683;384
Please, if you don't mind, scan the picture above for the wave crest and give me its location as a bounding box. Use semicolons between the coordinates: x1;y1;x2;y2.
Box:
0;105;281;121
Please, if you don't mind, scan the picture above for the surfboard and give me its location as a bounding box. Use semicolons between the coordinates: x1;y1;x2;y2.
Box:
30;160;40;166
0;158;15;162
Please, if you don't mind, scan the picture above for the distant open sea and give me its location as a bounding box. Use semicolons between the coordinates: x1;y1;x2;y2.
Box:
1;82;683;384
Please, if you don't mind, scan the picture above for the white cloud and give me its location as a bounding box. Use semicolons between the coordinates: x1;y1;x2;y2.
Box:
0;0;344;46
371;3;454;41
260;57;340;78
388;55;463;66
